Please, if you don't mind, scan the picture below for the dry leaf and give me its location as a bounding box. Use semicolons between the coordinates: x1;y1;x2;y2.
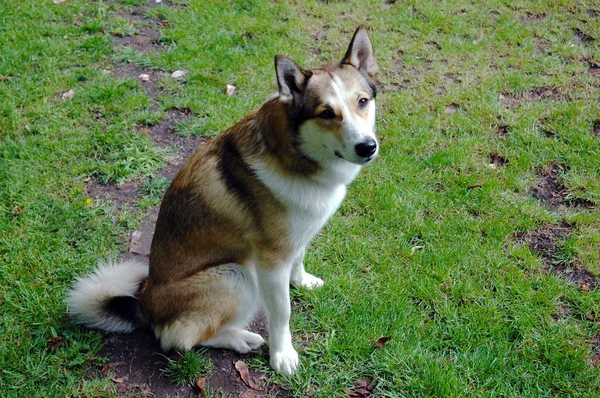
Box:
196;378;206;391
592;353;600;366
47;336;63;352
375;335;392;348
0;76;13;81
234;360;265;390
472;30;484;45
226;84;236;95
158;21;168;28
171;70;188;79
139;73;150;82
343;389;360;397
53;0;67;3
61;89;75;101
580;283;591;292
112;375;127;383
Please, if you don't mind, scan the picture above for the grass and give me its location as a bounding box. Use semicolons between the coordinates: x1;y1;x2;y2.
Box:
1;0;599;396
159;349;213;386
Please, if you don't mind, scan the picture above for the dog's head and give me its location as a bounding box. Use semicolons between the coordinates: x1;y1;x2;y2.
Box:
275;26;380;166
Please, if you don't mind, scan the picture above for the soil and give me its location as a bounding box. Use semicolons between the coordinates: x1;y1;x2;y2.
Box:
519;223;598;291
85;1;285;396
529;162;595;211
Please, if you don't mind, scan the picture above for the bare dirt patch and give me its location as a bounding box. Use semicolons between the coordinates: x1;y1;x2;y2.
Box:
93;314;283;397
489;153;507;166
111;63;167;99
500;87;563;108
573;28;595;44
519;223;598;290
593;120;600;137
529;162;594;211
115;27;162;53
496;124;509;137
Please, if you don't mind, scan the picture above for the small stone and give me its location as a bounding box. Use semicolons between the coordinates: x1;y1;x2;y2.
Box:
226;84;236;95
138;73;150;82
171;70;188;79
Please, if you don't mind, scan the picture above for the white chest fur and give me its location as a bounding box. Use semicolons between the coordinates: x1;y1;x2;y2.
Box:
252;161;359;252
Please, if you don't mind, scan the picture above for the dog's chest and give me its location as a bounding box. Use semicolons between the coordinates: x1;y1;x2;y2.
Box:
252;163;347;248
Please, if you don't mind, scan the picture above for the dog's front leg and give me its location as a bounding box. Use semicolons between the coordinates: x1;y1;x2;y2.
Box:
256;261;298;375
290;248;324;289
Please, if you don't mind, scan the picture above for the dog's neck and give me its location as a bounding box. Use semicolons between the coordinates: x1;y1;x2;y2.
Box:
254;97;322;177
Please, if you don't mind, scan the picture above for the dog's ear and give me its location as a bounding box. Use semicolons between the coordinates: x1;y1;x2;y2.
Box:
341;26;378;78
275;55;312;106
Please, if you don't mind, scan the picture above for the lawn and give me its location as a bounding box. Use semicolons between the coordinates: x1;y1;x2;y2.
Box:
1;0;600;396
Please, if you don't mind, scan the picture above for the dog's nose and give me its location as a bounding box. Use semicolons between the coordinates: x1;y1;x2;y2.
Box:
355;139;377;158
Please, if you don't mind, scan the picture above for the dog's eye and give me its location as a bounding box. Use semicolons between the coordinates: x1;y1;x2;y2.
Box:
319;109;335;119
358;98;369;108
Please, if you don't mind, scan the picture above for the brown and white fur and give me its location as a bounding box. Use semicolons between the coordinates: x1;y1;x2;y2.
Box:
67;26;380;376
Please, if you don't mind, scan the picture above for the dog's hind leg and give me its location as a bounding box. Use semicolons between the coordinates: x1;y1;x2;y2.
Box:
202;328;264;353
152;263;263;352
290;248;324;289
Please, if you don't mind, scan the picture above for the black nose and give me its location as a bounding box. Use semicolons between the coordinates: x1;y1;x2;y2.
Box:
355;139;377;158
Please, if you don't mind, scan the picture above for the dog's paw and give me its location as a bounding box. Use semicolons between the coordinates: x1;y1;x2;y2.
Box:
270;346;299;375
242;331;265;349
292;272;324;290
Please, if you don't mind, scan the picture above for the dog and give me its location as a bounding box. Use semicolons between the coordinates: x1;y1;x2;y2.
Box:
67;26;380;376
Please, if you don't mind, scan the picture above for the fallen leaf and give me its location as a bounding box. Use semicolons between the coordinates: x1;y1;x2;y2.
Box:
580;283;591;292
112;375;127;383
343;389;360;397
472;30;484;45
62;89;75;101
195;378;206;391
139;73;150;82
592;353;600;366
158;21;168;28
226;84;236;95
53;0;67;3
171;70;188;79
12;205;22;214
375;336;392;348
0;76;13;81
234;360;265;390
75;19;82;26
129;230;142;252
47;336;63;352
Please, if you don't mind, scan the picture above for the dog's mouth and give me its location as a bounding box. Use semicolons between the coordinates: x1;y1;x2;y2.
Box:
334;150;375;164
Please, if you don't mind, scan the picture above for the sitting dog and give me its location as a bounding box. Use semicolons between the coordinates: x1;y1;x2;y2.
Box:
67;26;380;376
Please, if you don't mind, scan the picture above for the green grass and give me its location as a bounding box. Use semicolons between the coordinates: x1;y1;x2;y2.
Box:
159;349;213;386
1;0;599;396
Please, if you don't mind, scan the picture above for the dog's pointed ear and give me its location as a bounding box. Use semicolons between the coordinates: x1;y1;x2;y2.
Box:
275;55;312;106
341;26;378;78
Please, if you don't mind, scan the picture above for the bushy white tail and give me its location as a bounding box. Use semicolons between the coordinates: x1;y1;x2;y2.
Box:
66;259;148;333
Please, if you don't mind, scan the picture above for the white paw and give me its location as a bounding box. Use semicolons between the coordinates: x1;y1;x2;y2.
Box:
270;346;299;375
292;272;324;290
241;330;265;349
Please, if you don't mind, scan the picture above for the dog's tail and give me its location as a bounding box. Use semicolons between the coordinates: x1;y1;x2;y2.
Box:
66;259;149;333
